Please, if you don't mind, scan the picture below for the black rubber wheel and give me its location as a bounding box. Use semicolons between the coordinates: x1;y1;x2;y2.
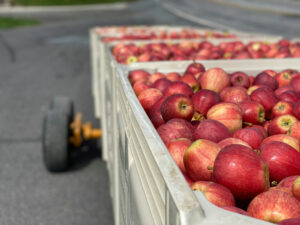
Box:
50;96;74;122
42;110;70;172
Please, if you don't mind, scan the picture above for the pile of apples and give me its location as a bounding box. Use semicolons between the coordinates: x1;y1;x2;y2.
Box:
130;62;300;224
113;40;300;64
102;29;236;42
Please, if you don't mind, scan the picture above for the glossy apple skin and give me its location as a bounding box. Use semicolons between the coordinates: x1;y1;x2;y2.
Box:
160;94;194;122
278;218;300;225
149;96;167;128
164;81;193;98
218;137;252;149
220;86;249;104
239;101;265;125
165;72;180;82
293;101;300;120
230;71;250;89
148;72;165;84
129;69;150;84
212;144;270;200
260;141;300;182
157;121;193;145
275;85;294;97
138;88;163;114
180;74;200;92
278;176;300;189
184;139;221;181
289;121;300;139
271;101;294;119
200;68;230;93
192;89;221;117
261;134;300;152
168;118;194;135
247;190;300;223
278;90;300;104
250;86;278;112
275;71;293;87
247;85;264;95
253;72;279;90
193;119;232;143
268;115;298;136
133;80;151;96
192;181;235;207
291;75;300;94
167;138;192;174
184;62;205;75
233;127;264;149
151;78;171;92
207;102;243;133
292;176;300;201
221;206;250;216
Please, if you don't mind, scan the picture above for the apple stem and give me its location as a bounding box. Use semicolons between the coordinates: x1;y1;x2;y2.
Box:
207;166;213;170
243;122;253;126
271;181;278;187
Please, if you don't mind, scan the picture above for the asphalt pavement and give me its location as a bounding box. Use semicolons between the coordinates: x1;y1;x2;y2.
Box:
0;1;201;225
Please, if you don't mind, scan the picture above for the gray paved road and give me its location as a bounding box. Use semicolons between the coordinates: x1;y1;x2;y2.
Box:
0;1;200;225
163;0;300;38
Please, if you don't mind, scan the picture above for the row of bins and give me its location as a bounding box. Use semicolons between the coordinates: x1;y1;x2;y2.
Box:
89;25;300;225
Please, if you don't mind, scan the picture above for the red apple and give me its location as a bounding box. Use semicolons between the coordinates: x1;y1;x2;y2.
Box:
253;72;279;90
278;90;300;104
220;86;249;104
148;72;165;84
275;71;293;87
149;96;167;128
180;74;200;92
160;94;194;122
271;101;294;119
293;101;300;120
138;88;163;114
165;72;180;82
221;206;250;216
129;69;150;84
192;181;235;207
247;85;264;95
239;100;265;125
212;144;270;200
218;137;252;149
167;138;192;174
263;69;277;77
167;118;194;135
278;218;300;225
250;86;278;112
230;71;250;88
157;120;193;145
250;125;268;138
184;62;205;75
193;119;232;143
268;114;297;136
151;78;171;92
247;190;300;223
288;121;300;139
192;89;221;118
261;134;300;152
275;85;294;97
278;176;300;189
207;102;243;133
233;127;264;149
164;81;193;98
291;75;300;94
133;80;151;96
200;68;230;93
184;173;193;187
292;176;300;201
260;141;300;182
184;139;221;181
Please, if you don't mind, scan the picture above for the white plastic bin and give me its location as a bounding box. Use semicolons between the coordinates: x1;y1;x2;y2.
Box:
111;59;300;225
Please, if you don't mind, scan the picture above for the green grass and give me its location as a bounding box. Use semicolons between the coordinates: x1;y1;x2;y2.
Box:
0;17;39;29
15;0;131;6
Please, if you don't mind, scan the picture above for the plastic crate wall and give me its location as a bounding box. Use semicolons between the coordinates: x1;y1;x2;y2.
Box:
111;59;300;225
